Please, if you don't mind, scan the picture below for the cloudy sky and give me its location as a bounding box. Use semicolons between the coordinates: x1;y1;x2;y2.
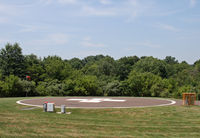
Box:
0;0;199;63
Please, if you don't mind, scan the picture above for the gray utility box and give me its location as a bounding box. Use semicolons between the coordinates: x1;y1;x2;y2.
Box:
43;103;48;112
61;105;66;114
47;103;55;112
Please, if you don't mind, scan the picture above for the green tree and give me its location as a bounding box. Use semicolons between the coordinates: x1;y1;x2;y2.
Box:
43;56;72;81
126;70;162;96
175;85;193;98
105;80;123;96
82;56;117;77
116;56;139;80
36;80;65;96
2;75;23;97
173;61;190;74
18;80;37;96
0;76;4;97
98;56;116;76
82;63;99;76
159;78;178;98
174;69;195;86
133;56;168;78
64;75;103;96
0;43;26;78
68;58;83;70
164;56;178;64
82;55;105;66
25;54;45;82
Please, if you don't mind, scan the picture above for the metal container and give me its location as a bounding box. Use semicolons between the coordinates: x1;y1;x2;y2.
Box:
61;105;66;114
47;103;55;112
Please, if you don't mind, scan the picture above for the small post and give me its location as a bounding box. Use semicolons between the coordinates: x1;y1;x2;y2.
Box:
61;105;66;114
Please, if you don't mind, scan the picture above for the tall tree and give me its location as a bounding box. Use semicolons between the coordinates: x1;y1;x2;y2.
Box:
164;56;178;64
82;55;105;66
126;70;162;96
68;58;83;70
43;56;72;81
0;43;25;78
98;56;116;76
133;56;168;78
116;56;139;80
25;54;45;82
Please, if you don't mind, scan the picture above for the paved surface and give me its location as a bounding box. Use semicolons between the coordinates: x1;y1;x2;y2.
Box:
16;97;182;108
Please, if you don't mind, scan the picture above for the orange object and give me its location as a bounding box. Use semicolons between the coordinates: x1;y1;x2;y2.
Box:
182;93;196;106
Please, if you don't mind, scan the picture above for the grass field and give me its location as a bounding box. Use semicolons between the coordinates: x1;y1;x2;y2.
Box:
0;97;200;137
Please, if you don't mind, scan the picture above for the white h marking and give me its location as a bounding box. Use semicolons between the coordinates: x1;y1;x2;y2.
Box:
67;98;126;103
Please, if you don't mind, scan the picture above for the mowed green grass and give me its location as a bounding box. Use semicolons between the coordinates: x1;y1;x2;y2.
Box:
0;98;200;138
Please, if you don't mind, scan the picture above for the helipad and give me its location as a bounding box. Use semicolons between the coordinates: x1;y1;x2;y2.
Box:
16;97;178;108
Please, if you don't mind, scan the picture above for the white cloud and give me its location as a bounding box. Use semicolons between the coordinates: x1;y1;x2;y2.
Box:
71;0;146;18
190;0;196;7
124;1;186;20
57;0;77;4
0;38;9;44
0;3;18;16
0;38;17;46
135;41;161;48
0;17;8;23
38;0;153;20
158;23;180;32
82;41;105;48
82;6;116;16
29;33;69;46
99;0;112;5
39;0;52;5
0;3;10;14
40;0;77;5
83;36;91;41
18;24;50;33
47;33;69;45
18;24;40;33
128;0;138;6
153;9;184;17
120;0;153;21
81;37;106;48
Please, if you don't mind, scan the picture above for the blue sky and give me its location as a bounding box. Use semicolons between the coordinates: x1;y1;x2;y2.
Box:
0;0;199;63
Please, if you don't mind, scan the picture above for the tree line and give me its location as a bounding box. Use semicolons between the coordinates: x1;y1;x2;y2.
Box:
0;43;200;98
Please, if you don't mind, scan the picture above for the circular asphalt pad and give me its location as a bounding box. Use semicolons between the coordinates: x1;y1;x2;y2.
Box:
16;97;179;108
